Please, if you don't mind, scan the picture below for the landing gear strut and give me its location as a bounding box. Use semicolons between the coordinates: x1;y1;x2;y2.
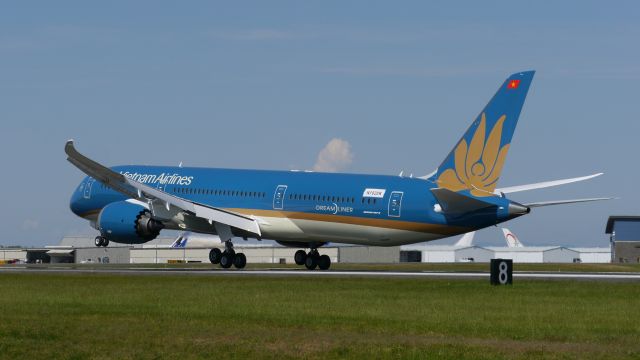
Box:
211;241;246;269
298;248;331;270
94;236;109;247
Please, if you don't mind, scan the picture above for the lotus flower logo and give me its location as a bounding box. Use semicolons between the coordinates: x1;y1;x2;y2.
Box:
436;113;509;197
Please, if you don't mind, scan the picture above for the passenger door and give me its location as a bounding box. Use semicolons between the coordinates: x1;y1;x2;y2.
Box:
273;185;288;210
83;178;95;199
388;191;404;217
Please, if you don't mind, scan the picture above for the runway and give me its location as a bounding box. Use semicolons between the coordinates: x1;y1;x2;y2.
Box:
1;265;639;281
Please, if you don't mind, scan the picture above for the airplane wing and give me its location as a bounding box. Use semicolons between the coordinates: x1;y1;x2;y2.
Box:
494;173;603;195
65;140;261;238
524;197;613;208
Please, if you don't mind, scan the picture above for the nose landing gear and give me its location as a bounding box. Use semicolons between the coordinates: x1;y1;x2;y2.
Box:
94;236;109;247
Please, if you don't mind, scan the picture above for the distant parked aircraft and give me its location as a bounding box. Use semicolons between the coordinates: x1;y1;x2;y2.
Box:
455;232;476;247
502;228;524;247
170;232;221;248
66;70;610;270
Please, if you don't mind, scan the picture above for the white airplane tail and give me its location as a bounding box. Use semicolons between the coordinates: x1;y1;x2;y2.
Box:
455;231;475;247
502;228;524;247
171;232;222;248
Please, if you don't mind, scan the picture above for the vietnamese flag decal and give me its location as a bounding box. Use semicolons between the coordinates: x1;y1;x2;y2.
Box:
507;79;520;89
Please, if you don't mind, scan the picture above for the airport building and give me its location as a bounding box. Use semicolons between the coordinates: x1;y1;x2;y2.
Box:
1;235;611;265
400;245;606;263
606;216;640;263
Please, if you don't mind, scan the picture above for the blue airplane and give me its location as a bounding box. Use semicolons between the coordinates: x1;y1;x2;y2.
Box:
67;71;609;270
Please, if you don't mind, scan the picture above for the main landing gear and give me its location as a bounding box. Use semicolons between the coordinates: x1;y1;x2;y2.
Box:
94;236;109;247
209;241;246;269
295;249;331;270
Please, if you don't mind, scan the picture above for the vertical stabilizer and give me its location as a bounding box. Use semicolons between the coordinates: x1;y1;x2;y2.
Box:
430;71;535;197
502;228;524;247
455;231;476;247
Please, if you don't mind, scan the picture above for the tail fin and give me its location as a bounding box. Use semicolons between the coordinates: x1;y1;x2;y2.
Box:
429;71;535;197
455;231;476;247
502;228;524;247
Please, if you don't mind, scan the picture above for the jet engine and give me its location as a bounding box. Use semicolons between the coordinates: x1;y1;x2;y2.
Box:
97;201;164;244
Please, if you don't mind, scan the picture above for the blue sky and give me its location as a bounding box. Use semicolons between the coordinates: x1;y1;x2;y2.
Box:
1;1;638;247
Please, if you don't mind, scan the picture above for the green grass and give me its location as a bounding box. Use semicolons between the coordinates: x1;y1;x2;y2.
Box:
0;274;638;359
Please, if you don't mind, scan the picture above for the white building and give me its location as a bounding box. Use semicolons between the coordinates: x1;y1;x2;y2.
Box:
572;248;612;263
402;244;610;263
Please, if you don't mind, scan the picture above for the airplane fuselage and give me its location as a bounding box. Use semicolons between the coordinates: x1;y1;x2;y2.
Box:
70;165;522;246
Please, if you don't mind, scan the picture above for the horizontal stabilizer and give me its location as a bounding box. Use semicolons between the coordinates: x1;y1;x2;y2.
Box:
431;188;496;214
495;173;603;195
525;197;614;208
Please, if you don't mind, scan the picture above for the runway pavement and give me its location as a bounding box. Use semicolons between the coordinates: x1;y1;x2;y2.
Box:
1;265;639;281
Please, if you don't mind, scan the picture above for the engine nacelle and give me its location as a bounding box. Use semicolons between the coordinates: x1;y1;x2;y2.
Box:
97;201;164;244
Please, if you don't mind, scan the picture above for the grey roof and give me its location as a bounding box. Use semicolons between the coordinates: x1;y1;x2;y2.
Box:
400;245;479;251
60;236;176;248
605;216;640;234
569;247;611;253
486;246;561;252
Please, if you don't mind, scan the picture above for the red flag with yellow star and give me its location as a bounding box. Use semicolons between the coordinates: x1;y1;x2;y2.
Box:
507;79;520;89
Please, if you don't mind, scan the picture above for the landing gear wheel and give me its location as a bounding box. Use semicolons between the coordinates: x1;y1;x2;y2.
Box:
94;236;106;247
209;248;222;264
305;254;318;270
233;253;247;269
318;254;331;270
220;251;235;269
102;238;109;247
294;250;307;265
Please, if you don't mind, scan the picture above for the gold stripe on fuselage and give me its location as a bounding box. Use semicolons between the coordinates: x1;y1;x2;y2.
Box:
227;208;468;235
80;206;469;235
